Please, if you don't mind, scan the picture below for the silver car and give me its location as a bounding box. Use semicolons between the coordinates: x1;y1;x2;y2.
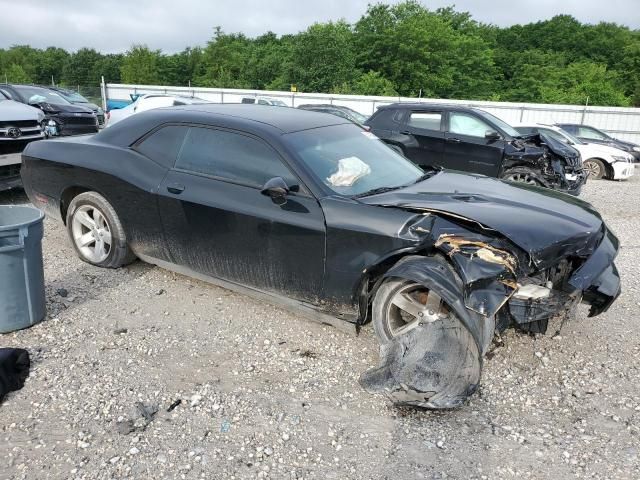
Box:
0;89;45;143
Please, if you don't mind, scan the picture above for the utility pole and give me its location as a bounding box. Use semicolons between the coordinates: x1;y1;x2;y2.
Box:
581;96;590;124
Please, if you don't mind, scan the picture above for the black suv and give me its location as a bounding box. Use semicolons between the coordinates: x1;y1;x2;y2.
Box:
557;123;640;162
366;103;586;195
0;84;98;136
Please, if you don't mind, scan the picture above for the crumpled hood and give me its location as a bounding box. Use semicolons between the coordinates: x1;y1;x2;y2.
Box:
0;100;44;122
537;132;581;160
37;102;94;114
516;132;580;164
360;171;604;266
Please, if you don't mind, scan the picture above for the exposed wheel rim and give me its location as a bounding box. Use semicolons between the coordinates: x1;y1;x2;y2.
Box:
505;172;539;185
71;205;112;263
384;283;451;337
584;160;602;178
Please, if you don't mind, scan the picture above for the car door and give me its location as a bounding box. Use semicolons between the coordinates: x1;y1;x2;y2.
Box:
157;125;326;303
444;111;505;177
400;110;445;168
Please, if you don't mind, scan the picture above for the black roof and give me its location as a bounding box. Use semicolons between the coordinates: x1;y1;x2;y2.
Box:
173;104;348;133
95;103;350;148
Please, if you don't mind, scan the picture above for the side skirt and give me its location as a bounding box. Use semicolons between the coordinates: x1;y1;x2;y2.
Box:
136;254;357;336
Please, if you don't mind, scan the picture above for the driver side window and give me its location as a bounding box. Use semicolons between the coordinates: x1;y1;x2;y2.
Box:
449;112;493;138
175;127;298;188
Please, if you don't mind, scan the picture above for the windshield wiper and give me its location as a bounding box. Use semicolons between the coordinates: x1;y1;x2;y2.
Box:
353;168;441;198
353;186;403;198
411;168;441;185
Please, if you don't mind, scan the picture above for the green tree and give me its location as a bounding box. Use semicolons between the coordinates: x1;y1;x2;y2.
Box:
540;62;630;106
332;71;398;96
92;54;124;84
36;47;69;85
4;63;31;83
354;1;498;98
120;45;162;85
287;21;358;92
197;28;253;88
62;48;103;86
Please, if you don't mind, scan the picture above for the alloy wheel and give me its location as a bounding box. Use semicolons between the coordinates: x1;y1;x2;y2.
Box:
385;284;450;337
71;205;112;263
583;160;602;178
505;172;539;185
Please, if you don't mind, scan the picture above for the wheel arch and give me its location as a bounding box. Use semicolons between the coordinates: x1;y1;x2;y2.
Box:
60;185;110;225
583;157;613;179
355;247;438;326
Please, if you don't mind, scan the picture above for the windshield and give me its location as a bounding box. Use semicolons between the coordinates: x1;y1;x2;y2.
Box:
475;110;521;138
340;106;368;124
286;124;425;196
15;86;71;105
552;128;584;145
57;90;89;103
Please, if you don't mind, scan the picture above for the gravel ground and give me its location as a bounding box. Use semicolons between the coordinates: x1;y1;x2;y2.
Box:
0;175;639;480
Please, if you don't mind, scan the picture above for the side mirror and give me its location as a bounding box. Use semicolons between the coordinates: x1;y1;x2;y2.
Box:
485;130;501;141
261;177;290;205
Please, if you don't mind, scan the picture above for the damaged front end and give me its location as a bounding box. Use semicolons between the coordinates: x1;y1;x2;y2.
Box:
359;193;621;409
503;133;587;195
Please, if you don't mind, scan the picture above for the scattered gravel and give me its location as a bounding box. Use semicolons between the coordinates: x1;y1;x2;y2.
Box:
1;174;639;479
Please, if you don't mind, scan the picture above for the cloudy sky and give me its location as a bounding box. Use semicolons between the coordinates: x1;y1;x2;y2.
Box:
1;0;638;53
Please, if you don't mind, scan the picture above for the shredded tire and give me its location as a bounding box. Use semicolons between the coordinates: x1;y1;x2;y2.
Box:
363;259;485;409
361;312;481;409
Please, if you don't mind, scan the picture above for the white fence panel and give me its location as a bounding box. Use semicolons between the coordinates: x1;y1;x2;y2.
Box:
105;83;640;143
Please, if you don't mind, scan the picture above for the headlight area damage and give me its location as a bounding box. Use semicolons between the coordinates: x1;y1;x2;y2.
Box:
360;210;621;409
502;133;586;195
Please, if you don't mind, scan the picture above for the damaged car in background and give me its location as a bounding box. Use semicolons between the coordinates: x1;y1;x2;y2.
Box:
365;103;587;195
21;105;620;409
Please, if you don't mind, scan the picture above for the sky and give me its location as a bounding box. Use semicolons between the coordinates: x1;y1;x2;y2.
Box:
0;0;638;53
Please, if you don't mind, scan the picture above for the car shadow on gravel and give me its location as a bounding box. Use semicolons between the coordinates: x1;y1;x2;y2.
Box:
0;187;29;205
43;259;154;321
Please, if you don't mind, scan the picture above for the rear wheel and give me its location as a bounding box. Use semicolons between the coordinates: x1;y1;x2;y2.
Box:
66;192;136;268
501;167;543;186
583;158;606;180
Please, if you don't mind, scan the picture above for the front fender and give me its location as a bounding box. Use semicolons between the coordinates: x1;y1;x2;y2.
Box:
382;255;494;355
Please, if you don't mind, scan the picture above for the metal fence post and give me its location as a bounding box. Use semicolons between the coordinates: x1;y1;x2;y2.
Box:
100;76;107;112
519;106;525;122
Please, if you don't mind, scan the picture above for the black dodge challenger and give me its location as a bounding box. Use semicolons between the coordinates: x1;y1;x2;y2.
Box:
21;105;621;408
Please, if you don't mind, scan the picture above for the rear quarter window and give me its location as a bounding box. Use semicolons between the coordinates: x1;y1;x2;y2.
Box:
368;109;403;129
134;125;189;168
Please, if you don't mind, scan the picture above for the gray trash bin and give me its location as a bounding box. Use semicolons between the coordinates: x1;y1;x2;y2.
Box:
0;205;46;333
